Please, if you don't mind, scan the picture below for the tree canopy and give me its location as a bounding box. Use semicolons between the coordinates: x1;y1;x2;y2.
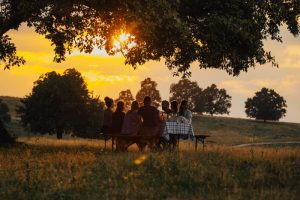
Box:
245;87;287;122
169;79;202;110
1;1;299;76
200;84;232;116
18;68;104;139
136;78;161;107
0;99;15;145
115;89;135;111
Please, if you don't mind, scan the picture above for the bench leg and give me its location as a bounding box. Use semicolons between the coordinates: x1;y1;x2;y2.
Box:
195;138;198;151
104;138;107;150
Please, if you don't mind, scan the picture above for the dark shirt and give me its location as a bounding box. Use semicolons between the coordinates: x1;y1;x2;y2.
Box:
138;105;160;127
112;111;125;134
122;110;141;135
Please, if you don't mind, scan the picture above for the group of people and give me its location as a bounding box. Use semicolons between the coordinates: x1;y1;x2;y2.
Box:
102;96;192;151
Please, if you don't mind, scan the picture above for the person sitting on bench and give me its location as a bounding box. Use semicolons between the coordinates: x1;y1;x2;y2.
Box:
138;96;161;150
116;101;142;151
102;97;114;136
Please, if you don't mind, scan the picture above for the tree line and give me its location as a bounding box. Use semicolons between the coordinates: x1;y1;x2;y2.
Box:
0;69;287;142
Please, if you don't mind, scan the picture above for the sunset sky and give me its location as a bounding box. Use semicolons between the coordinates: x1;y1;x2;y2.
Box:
0;24;300;123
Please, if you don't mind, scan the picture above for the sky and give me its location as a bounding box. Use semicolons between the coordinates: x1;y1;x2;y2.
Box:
0;24;300;123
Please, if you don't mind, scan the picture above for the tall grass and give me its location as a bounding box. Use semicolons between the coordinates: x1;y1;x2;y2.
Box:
0;138;299;200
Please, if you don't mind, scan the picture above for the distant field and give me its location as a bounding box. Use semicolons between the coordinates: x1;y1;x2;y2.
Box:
0;138;299;200
1;96;300;145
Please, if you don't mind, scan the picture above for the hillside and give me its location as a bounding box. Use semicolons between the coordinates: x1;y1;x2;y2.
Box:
1;96;300;145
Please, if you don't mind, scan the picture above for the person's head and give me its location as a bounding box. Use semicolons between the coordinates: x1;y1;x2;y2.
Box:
179;100;188;116
104;97;113;108
143;96;151;106
171;100;178;113
116;101;125;112
162;100;169;111
131;101;139;111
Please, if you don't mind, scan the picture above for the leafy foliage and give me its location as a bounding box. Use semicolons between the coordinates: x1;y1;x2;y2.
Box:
0;99;11;123
136;78;161;107
1;0;299;76
169;79;202;110
115;89;135;111
200;84;232;116
17;68;104;139
245;88;287;122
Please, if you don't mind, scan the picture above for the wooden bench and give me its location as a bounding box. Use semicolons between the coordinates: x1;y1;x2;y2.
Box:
103;134;159;150
102;133;210;151
194;134;210;151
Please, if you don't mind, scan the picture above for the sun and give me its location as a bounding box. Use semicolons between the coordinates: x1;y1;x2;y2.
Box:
112;32;136;50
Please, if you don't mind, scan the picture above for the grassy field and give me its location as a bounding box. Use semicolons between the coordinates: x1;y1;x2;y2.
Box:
0;138;299;200
1;96;300;199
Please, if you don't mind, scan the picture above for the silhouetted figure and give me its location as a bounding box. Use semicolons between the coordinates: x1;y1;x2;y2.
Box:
161;100;172;121
169;100;178;121
102;97;114;135
117;101;142;151
138;96;161;150
122;101;141;135
112;101;125;134
179;100;192;124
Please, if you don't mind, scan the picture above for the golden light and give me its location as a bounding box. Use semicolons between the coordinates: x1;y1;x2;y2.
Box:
112;32;136;51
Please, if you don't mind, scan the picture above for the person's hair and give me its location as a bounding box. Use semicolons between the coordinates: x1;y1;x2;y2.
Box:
162;100;169;111
179;100;188;116
131;101;139;110
104;97;113;108
116;101;125;112
171;100;178;113
143;96;151;105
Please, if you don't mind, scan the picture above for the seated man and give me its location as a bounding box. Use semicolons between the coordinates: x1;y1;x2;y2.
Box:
138;96;161;150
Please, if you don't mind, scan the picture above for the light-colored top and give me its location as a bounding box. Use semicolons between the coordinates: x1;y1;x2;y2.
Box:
182;110;192;124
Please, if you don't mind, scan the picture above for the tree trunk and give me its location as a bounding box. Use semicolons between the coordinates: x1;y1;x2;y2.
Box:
0;119;14;144
56;130;63;139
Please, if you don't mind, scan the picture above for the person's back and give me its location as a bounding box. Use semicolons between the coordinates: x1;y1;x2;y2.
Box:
102;97;114;135
112;101;125;134
138;105;160;127
122;101;141;135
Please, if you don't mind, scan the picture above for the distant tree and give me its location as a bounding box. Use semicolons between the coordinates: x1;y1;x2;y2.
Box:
245;88;287;122
115;89;135;111
169;79;202;110
136;78;161;107
0;99;15;145
202;84;232;116
18;68;104;139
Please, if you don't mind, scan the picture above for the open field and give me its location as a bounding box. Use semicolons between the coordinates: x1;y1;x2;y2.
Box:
1;96;300;199
0;137;299;200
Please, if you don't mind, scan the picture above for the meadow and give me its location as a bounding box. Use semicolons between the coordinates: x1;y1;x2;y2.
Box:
0;138;299;200
1;96;300;199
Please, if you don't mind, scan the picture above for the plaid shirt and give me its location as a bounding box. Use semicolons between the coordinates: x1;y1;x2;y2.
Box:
162;121;194;141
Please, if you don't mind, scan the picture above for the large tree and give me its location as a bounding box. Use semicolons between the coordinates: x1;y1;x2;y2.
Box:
201;84;232;116
1;1;299;76
169;79;202;110
245;88;287;122
18;68;104;139
136;78;161;107
115;89;135;111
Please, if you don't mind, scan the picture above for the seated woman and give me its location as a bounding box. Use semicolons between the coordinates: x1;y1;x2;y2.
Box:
178;100;192;124
112;101;125;134
117;101;142;151
168;100;178;122
102;97;114;136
